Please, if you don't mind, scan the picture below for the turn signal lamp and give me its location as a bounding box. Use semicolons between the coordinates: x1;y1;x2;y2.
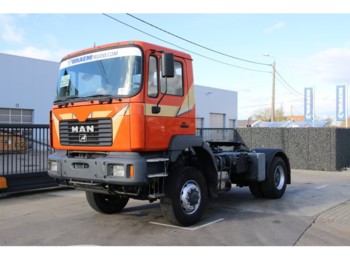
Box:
0;176;8;189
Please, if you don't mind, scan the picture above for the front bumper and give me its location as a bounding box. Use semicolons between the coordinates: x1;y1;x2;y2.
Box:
48;151;148;186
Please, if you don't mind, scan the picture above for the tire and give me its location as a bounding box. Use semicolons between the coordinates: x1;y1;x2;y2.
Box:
86;191;129;214
249;182;264;198
160;166;207;226
261;156;287;199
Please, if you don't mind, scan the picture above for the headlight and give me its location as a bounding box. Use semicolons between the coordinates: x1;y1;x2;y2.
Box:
111;165;125;177
48;161;58;172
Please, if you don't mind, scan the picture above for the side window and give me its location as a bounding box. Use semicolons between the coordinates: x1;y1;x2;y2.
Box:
160;60;184;96
148;56;158;98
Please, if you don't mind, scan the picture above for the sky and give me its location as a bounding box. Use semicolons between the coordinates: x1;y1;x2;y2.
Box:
1;2;350;258
1;1;350;120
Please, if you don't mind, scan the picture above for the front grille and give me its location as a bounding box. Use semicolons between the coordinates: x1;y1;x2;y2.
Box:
60;118;112;146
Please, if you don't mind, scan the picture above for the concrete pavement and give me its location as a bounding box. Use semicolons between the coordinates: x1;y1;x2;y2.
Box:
1;168;350;246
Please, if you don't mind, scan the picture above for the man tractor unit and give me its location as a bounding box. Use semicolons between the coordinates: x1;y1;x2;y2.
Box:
48;40;290;226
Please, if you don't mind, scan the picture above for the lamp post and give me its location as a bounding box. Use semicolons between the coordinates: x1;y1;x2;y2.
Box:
264;54;276;122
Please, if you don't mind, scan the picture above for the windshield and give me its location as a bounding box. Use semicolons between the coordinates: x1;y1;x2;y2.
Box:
55;46;142;102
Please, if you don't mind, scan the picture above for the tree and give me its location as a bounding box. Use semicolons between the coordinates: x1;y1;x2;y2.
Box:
252;106;286;122
252;108;271;122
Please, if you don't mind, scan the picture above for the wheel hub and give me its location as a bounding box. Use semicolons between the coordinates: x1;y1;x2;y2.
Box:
180;181;201;214
274;165;286;190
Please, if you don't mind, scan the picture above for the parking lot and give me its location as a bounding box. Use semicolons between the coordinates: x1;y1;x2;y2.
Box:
1;169;350;246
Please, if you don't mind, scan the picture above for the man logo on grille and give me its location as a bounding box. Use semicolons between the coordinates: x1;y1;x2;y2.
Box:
79;134;87;142
72;125;94;133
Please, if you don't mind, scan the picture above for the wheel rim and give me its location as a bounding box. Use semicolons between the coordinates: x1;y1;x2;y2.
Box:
180;180;201;215
274;165;286;190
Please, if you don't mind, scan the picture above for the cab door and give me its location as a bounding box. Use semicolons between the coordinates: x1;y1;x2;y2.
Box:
144;53;193;151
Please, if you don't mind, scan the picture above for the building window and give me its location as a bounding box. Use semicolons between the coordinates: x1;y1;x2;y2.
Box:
0;108;33;124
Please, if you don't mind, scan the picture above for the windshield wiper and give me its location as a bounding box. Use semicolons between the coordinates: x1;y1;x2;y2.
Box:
85;94;115;104
86;94;110;98
54;95;81;104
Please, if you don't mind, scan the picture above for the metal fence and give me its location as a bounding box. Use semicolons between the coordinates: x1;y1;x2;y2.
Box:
0;124;58;195
196;128;237;142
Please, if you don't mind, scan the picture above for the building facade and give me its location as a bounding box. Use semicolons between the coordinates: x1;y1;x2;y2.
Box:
194;85;237;128
0;53;59;124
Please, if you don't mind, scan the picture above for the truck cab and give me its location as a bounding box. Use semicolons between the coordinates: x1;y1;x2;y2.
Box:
50;41;196;152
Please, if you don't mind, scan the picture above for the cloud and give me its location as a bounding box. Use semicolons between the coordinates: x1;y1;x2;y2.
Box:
1;24;25;44
0;14;25;44
302;48;350;83
263;22;285;34
0;15;70;62
3;46;70;62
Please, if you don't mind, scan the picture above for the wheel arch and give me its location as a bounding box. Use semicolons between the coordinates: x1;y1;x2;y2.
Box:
168;135;218;196
253;148;291;184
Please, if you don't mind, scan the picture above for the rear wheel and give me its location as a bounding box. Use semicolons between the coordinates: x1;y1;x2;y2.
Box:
86;192;129;214
160;166;207;226
261;156;287;199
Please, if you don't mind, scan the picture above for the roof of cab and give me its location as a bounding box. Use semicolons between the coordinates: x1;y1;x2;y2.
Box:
61;40;192;62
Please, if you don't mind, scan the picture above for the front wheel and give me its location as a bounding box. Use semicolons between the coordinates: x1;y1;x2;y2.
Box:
249;182;264;198
86;191;129;214
261;156;287;199
160;166;207;226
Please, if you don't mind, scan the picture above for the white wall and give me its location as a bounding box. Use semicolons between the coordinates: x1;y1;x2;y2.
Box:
0;53;59;124
194;85;237;128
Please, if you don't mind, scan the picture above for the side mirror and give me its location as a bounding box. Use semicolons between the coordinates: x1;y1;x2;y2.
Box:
161;53;174;78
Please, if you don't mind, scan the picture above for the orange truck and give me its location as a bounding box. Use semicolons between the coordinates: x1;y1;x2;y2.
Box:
48;40;291;226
